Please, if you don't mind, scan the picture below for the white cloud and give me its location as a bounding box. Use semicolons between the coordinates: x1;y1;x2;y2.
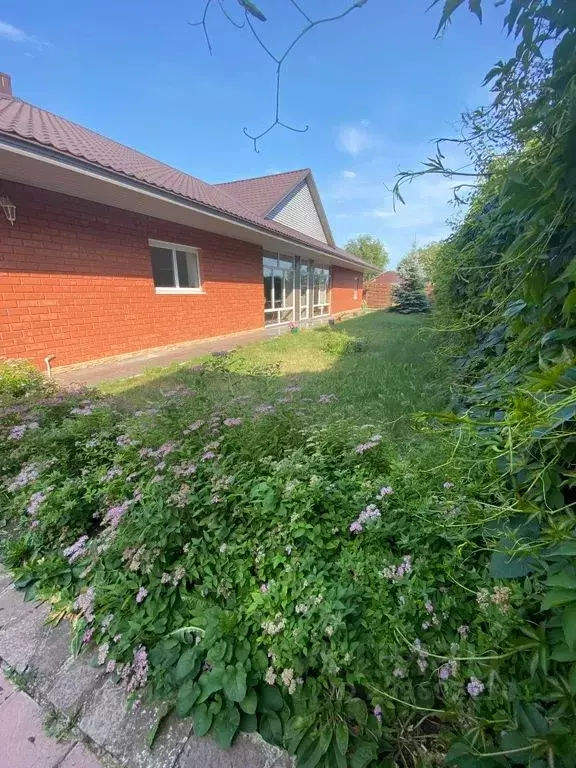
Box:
341;170;356;179
336;123;377;156
0;20;50;49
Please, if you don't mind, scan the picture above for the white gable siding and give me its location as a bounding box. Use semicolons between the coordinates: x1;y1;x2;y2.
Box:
270;182;328;244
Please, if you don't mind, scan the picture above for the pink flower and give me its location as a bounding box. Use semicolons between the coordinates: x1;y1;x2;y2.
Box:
467;677;484;697
378;486;393;497
349;521;363;533
135;586;148;603
82;628;94;645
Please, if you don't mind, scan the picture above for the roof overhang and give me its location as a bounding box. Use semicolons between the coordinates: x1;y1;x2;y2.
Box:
0;137;367;273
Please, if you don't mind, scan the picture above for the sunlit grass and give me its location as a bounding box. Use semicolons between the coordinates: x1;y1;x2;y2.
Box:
100;312;444;431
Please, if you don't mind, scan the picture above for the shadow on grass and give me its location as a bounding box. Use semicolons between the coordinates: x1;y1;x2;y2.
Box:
100;312;445;436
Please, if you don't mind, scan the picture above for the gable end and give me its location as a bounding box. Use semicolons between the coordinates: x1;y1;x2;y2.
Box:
267;180;331;245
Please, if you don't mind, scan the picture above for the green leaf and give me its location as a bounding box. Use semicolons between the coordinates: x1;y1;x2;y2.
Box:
223;663;247;703
516;701;548;736
206;640;227;663
198;664;225;702
260;710;283;746
239;711;258;733
239;688;257;714
563;604;576;650
192;702;213;737
344;697;367;727
259;684;283;712
212;703;240;749
176;679;201;717
328;742;347;768
175;648;200;682
499;731;532;764
349;739;378;768
550;643;576;662
549;541;576;557
542;590;576;610
237;0;266;22
547;570;576;590
298;728;333;768
235;639;251;664
468;0;482;23
334;722;349;755
490;550;534;578
284;713;315;753
540;328;576;347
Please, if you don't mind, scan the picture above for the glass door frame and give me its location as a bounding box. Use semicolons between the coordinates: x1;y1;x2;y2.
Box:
263;252;296;326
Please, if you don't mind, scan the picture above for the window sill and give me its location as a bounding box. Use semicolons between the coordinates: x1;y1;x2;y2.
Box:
154;288;205;295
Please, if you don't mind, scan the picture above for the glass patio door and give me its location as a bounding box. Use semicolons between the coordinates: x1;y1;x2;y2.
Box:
263;252;295;326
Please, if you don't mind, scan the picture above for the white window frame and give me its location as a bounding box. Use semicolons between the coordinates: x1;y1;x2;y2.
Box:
263;252;295;326
312;265;331;317
148;239;203;294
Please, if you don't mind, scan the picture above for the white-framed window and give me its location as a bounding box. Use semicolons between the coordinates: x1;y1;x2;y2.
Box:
312;265;331;317
148;239;202;294
354;276;360;300
263;251;295;325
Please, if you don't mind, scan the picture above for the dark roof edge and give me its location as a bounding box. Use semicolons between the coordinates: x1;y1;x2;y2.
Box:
0;133;372;271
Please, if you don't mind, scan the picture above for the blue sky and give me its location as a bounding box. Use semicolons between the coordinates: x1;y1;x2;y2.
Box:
0;1;513;265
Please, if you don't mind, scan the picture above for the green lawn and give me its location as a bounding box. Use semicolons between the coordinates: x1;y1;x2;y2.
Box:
101;311;444;430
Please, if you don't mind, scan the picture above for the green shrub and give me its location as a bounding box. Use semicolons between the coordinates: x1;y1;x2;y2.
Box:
0;359;52;404
0;382;543;767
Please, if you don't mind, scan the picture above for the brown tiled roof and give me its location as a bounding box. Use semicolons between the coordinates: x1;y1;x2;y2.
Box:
370;271;400;285
214;169;310;216
0;93;371;271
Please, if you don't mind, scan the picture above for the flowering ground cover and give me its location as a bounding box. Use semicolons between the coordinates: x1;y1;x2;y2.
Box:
0;313;540;766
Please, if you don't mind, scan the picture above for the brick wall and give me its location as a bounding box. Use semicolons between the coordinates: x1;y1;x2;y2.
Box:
0;180;265;368
364;281;396;309
331;266;362;315
0;180;363;369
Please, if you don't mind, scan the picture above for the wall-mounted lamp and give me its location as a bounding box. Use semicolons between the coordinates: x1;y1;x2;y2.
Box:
0;195;16;225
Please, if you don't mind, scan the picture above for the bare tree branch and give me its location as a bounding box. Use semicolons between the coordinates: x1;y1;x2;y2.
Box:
189;0;215;55
190;0;370;150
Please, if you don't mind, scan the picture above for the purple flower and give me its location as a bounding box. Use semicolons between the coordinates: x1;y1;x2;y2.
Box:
174;462;197;477
7;463;40;492
26;487;53;516
30;519;40;528
116;434;138;448
70;401;95;416
74;587;95;623
425;600;434;614
63;535;89;563
223;417;243;427
285;385;302;393
254;404;274;415
457;625;469;638
438;660;458;681
8;421;38;440
184;419;205;434
392;667;406;678
378;486;393;497
373;704;383;723
349;520;363;534
104;466;123;482
127;646;149;692
102;500;130;529
318;394;337;404
135;586;148;604
202;451;216;461
260;583;269;593
443;481;454;489
82;628;94;645
466;676;484;697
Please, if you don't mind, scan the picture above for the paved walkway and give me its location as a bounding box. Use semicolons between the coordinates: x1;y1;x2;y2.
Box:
0;565;292;768
51;315;350;388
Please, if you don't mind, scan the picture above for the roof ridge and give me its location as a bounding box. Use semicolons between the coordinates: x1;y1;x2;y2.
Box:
214;168;310;186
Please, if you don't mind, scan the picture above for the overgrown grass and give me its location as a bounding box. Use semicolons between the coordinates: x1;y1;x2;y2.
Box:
101;312;444;431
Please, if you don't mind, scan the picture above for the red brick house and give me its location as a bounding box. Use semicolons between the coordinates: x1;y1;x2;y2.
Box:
0;73;370;370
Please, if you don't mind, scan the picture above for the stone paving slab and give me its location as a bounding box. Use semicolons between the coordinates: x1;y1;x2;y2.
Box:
59;743;106;768
0;668;15;705
46;653;105;718
79;679;191;768
0;688;73;768
0;568;294;768
0;592;51;672
178;733;293;768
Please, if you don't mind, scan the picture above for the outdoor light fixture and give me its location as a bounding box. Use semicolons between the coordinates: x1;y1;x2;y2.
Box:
0;195;16;225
